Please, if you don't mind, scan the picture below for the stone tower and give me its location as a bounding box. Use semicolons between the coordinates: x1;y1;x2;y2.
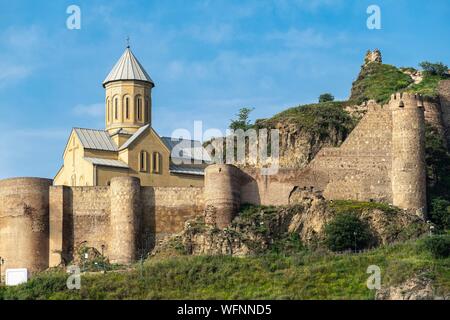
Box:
390;92;427;214
364;49;382;66
109;176;141;264
0;178;53;278
103;46;155;136
204;164;241;229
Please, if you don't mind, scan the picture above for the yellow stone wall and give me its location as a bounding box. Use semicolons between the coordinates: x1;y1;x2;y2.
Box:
54;131;95;186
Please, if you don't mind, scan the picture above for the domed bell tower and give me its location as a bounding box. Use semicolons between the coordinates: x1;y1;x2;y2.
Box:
103;46;155;136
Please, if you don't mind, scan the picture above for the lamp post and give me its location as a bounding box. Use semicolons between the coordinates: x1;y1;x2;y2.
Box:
0;257;5;284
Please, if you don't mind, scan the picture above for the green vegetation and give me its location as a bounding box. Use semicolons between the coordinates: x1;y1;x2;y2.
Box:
229;107;254;131
260;101;356;139
425;125;450;230
318;93;335;103
324;213;373;252
1;238;448;300
419;61;448;77
423;235;450;259
329;200;399;215
350;62;413;104
407;74;447;99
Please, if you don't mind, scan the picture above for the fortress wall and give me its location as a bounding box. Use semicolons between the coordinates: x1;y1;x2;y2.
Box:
423;97;445;136
49;186;111;264
309;104;393;203
140;186;204;248
239;167;330;206
239;104;395;207
439;80;450;146
48;184;204;263
0;178;53;277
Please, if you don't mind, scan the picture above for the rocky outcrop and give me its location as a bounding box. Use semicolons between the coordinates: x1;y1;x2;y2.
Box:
375;274;447;300
151;192;427;257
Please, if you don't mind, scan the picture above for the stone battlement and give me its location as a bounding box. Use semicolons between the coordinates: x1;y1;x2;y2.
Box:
388;92;424;109
0;90;429;277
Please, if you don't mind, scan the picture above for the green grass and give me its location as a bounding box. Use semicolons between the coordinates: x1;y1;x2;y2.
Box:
258;101;356;140
407;74;449;99
1;238;448;300
350;63;413;105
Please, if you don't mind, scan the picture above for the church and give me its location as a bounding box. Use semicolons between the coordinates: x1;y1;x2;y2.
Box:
54;46;207;187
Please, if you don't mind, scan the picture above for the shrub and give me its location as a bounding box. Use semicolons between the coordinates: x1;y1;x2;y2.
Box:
429;198;450;231
419;61;448;77
319;93;334;103
423;235;450;258
324;213;372;252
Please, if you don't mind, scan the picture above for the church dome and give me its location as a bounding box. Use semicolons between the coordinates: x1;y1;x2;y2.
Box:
103;47;155;87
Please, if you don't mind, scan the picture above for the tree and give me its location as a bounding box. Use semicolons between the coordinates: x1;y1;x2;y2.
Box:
429;198;450;231
318;93;335;103
324;213;372;252
419;61;448;77
229;107;254;131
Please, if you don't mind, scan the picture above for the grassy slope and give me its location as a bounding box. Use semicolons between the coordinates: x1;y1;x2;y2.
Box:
350;63;413;104
1;238;448;300
257;101;356;142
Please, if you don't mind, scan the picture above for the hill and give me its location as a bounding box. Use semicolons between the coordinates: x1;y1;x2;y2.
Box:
1;237;448;300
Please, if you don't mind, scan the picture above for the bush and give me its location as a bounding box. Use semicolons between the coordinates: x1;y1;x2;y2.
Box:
319;93;334;103
429;198;450;231
419;61;448;77
424;235;450;258
324;213;372;252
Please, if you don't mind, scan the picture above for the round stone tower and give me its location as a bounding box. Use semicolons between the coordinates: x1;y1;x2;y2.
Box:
0;177;53;278
390;92;427;214
109;176;141;264
204;164;241;229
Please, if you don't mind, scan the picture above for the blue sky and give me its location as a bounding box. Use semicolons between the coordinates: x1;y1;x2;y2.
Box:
0;0;449;179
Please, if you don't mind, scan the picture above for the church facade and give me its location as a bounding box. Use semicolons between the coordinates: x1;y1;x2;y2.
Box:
54;47;206;187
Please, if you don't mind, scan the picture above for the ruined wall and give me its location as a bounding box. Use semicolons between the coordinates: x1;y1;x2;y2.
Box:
237;94;427;213
140;186;204;250
310;101;393;203
0;178;53;277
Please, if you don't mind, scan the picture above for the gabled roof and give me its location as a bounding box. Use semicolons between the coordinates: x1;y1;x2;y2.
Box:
169;163;206;176
84;157;128;169
103;47;154;87
73;128;118;151
161;137;211;162
119;124;150;150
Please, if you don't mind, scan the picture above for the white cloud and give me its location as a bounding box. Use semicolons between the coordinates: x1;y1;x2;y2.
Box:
0;65;32;86
185;24;234;44
72;103;104;117
266;28;348;49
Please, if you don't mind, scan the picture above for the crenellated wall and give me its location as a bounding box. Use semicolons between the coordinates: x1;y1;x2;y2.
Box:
0;91;431;276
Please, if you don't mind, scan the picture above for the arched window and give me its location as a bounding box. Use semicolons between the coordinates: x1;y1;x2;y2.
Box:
144;98;150;123
136;96;142;121
151;152;161;174
125;97;130;119
114;97;118;120
139;150;148;172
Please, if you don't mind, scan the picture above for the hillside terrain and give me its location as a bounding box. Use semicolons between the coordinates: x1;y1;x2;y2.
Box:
2;54;450;300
